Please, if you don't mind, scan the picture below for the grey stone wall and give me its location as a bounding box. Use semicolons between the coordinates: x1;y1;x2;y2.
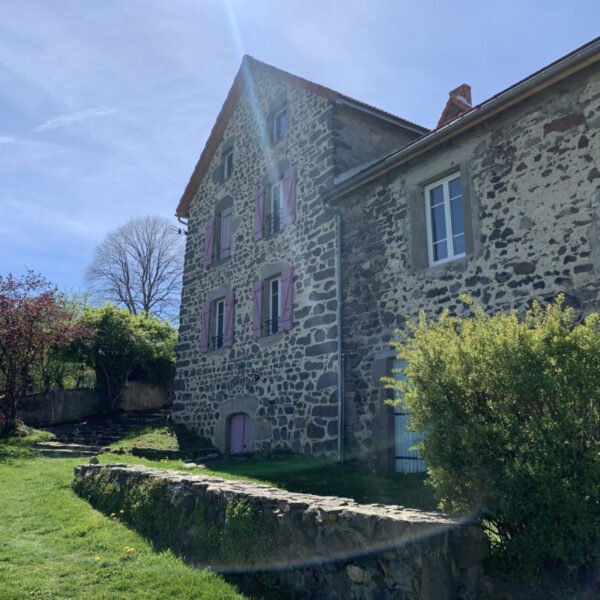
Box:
332;104;422;176
74;463;488;599
18;388;101;426
120;382;170;412
173;63;342;456
335;64;600;465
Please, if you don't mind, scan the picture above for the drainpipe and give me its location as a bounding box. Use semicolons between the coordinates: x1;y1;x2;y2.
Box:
335;212;345;463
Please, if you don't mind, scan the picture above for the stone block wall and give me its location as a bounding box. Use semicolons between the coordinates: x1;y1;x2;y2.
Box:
173;63;342;456
332;103;423;176
18;388;101;426
334;64;600;463
74;463;488;599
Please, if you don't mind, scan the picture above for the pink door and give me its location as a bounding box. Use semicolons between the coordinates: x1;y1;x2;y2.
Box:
230;413;251;454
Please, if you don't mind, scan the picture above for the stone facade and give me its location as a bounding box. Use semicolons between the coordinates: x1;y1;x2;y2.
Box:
175;47;600;468
173;57;419;456
333;63;600;468
74;463;489;599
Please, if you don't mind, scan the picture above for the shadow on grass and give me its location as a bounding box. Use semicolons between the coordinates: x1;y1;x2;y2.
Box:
207;455;438;511
110;421;214;455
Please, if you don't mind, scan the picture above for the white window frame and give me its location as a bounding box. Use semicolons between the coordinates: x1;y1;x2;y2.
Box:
269;181;284;235
214;298;225;350
267;276;281;335
223;149;233;179
272;107;288;143
424;172;465;266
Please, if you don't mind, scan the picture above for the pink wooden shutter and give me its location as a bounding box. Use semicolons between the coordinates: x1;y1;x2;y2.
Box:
253;186;264;241
280;266;294;331
203;217;215;266
220;208;232;259
223;290;234;347
283;167;296;225
252;280;263;338
199;301;211;353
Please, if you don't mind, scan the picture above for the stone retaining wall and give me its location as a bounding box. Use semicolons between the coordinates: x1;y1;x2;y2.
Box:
19;388;100;426
73;463;488;599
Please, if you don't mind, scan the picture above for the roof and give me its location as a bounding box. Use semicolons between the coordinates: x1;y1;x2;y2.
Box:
325;36;600;203
175;56;429;217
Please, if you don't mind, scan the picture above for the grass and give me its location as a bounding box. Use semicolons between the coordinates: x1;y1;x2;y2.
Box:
107;424;437;510
109;422;213;454
0;432;245;600
0;423;436;599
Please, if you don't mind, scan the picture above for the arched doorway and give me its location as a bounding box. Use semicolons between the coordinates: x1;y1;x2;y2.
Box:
229;412;252;454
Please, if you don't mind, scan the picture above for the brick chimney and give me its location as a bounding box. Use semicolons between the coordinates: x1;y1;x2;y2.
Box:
437;84;472;128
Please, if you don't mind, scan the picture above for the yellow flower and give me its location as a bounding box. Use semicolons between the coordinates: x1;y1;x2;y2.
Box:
94;556;100;561
123;546;135;554
119;509;125;514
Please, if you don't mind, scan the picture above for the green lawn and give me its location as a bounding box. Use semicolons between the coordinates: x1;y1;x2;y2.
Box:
0;424;436;599
105;423;437;510
0;434;245;600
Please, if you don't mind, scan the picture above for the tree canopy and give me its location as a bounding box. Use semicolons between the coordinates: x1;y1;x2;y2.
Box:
86;215;184;321
0;272;85;434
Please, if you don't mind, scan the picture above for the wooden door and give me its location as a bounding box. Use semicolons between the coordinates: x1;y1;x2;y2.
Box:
230;413;251;454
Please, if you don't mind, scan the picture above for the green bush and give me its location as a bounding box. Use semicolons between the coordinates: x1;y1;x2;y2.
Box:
387;296;600;580
67;305;177;410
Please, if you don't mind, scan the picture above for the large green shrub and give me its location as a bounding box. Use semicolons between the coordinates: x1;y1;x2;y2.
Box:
387;296;599;579
68;305;177;410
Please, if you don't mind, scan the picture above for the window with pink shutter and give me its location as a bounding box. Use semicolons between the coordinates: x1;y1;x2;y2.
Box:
199;301;211;353
252;280;263;338
223;290;234;347
253;186;264;242
283;167;296;225
219;207;232;259
280;267;294;331
203;217;215;267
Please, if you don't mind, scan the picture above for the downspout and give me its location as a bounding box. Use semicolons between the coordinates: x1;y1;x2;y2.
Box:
335;212;345;463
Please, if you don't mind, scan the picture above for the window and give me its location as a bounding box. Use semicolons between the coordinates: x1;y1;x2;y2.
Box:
223;149;234;180
203;201;232;267
425;174;465;265
199;291;234;353
252;267;294;338
253;167;296;242
213;298;225;350
266;277;280;335
272;107;289;144
267;181;284;236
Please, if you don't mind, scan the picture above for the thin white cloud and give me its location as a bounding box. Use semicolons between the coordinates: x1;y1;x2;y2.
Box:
0;135;17;143
34;107;116;132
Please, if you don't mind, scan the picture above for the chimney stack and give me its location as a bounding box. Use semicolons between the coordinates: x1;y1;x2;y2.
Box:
437;83;472;128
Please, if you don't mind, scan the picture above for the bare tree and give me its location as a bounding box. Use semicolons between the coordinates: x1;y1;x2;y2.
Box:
86;216;185;321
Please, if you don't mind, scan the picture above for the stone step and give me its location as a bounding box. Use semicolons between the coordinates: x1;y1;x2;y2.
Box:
34;441;108;452
36;448;99;458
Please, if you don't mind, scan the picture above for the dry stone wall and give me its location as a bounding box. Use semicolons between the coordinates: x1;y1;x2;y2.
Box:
74;463;488;599
335;65;600;463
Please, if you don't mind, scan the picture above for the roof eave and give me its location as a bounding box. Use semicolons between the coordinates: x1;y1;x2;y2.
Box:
324;36;600;204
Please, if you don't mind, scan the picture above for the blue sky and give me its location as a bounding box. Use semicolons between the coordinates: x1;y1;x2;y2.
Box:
1;0;598;293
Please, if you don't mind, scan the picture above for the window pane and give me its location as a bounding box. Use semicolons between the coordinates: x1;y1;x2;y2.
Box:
433;240;448;261
448;176;461;199
453;233;465;255
429;184;444;207
270;280;279;334
430;203;447;243
450;195;464;237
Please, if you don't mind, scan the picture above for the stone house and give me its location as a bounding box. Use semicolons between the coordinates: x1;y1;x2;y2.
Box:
173;38;600;471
